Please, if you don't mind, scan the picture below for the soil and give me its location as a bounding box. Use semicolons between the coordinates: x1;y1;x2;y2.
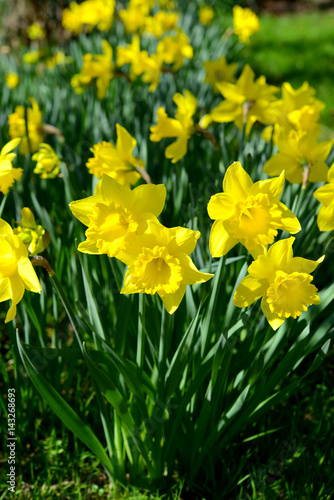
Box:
257;0;334;15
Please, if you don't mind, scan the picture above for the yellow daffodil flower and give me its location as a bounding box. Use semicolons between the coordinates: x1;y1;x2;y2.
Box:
14;208;49;255
156;29;193;71
199;6;214;27
72;40;114;99
0;139;23;195
118;219;213;314
313;163;334;231
199;64;279;136
233;5;260;44
62;0;115;34
203;57;237;92
234;237;324;330
207;162;301;258
69;175;166;258
150;90;197;163
140;53;164;92
32;143;61;179
145;11;178;37
5;73;19;90
262;82;325;144
116;35;148;79
23;50;43;65
8;97;44;154
0;218;41;323
86;124;145;186
27;22;45;40
119;5;148;33
45;51;73;70
263;125;333;186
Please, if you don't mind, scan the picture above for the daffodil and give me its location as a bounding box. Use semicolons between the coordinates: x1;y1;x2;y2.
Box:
119;219;213;314
234;237;324;330
72;40;114;99
140;53;164;92
45;51;73;70
62;0;115;34
32;143;61;179
23;50;43;65
14;208;49;255
0;218;41;323
116;36;149;79
207;162;301;258
262;82;325;144
8;97;44;154
233;5;260;44
5;73;19;89
263;125;333;186
199;6;214;26
150;90;197;163
27;22;45;40
0;139;23;195
313;163;334;231
145;11;178;37
86;124;145;186
119;2;149;34
70;175;166;258
203;57;237;92
199;64;279;136
156;29;193;71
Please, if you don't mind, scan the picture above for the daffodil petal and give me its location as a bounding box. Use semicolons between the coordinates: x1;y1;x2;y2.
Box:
267;237;294;270
1;138;21;156
160;284;186;314
0;277;11;302
207;193;235;220
313;183;334;205
261;295;285;331
0;219;13;235
317;204;334;231
115;124;136;156
223;162;253;201
285;255;324;275
6;275;25;323
178;254;213;285
78;239;100;254
131;184;166;216
278;202;301;234
99;174;132;206
69;195;104;226
17;258;41;292
250;171;285;203
209;219;237;257
234;275;266;308
165;136;188;163
168;227;200;256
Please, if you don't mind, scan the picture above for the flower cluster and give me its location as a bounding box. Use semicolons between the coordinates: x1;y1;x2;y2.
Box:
62;0;115;34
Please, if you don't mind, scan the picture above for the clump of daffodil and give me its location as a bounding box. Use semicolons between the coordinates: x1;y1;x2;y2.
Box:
87;124;145;186
262;82;325;144
263;125;333;187
207;162;301;258
234;237;324;330
313;163;334;231
118;219;213;314
45;51;73;70
199;5;214;27
119;0;154;34
69;175;166;258
156;29;193;71
62;0;115;34
233;5;260;44
32;143;61;179
0;218;41;323
5;73;19;90
150;90;197;163
8;97;44;154
203;57;237;93
199;64;279;136
116;35;150;80
0;139;23;195
145;10;178;37
27;22;45;40
14;208;50;255
71;40;114;99
23;50;44;65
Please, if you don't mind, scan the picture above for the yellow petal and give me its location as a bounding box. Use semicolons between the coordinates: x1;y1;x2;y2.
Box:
234;275;267;308
250;171;285;203
223;161;253;201
285;255;325;275
308;162;330;183
0;219;13;235
69;194;104;226
209;219;238;257
18;258;41;293
78;239;100;254
278;202;301;234
327;163;334;183
5;274;25;323
1;138;21;157
20;207;37;229
313;183;334;205
248;254;275;281
168;226;200;256
131;184;166;216
0;277;11;302
178;254;213;285
165;136;188;163
207;193;235;221
160;283;186;314
261;295;285;331
267;237;295;270
317;204;334;231
115;124;136;157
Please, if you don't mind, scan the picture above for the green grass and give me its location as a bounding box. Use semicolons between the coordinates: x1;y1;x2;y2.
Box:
239;11;334;129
